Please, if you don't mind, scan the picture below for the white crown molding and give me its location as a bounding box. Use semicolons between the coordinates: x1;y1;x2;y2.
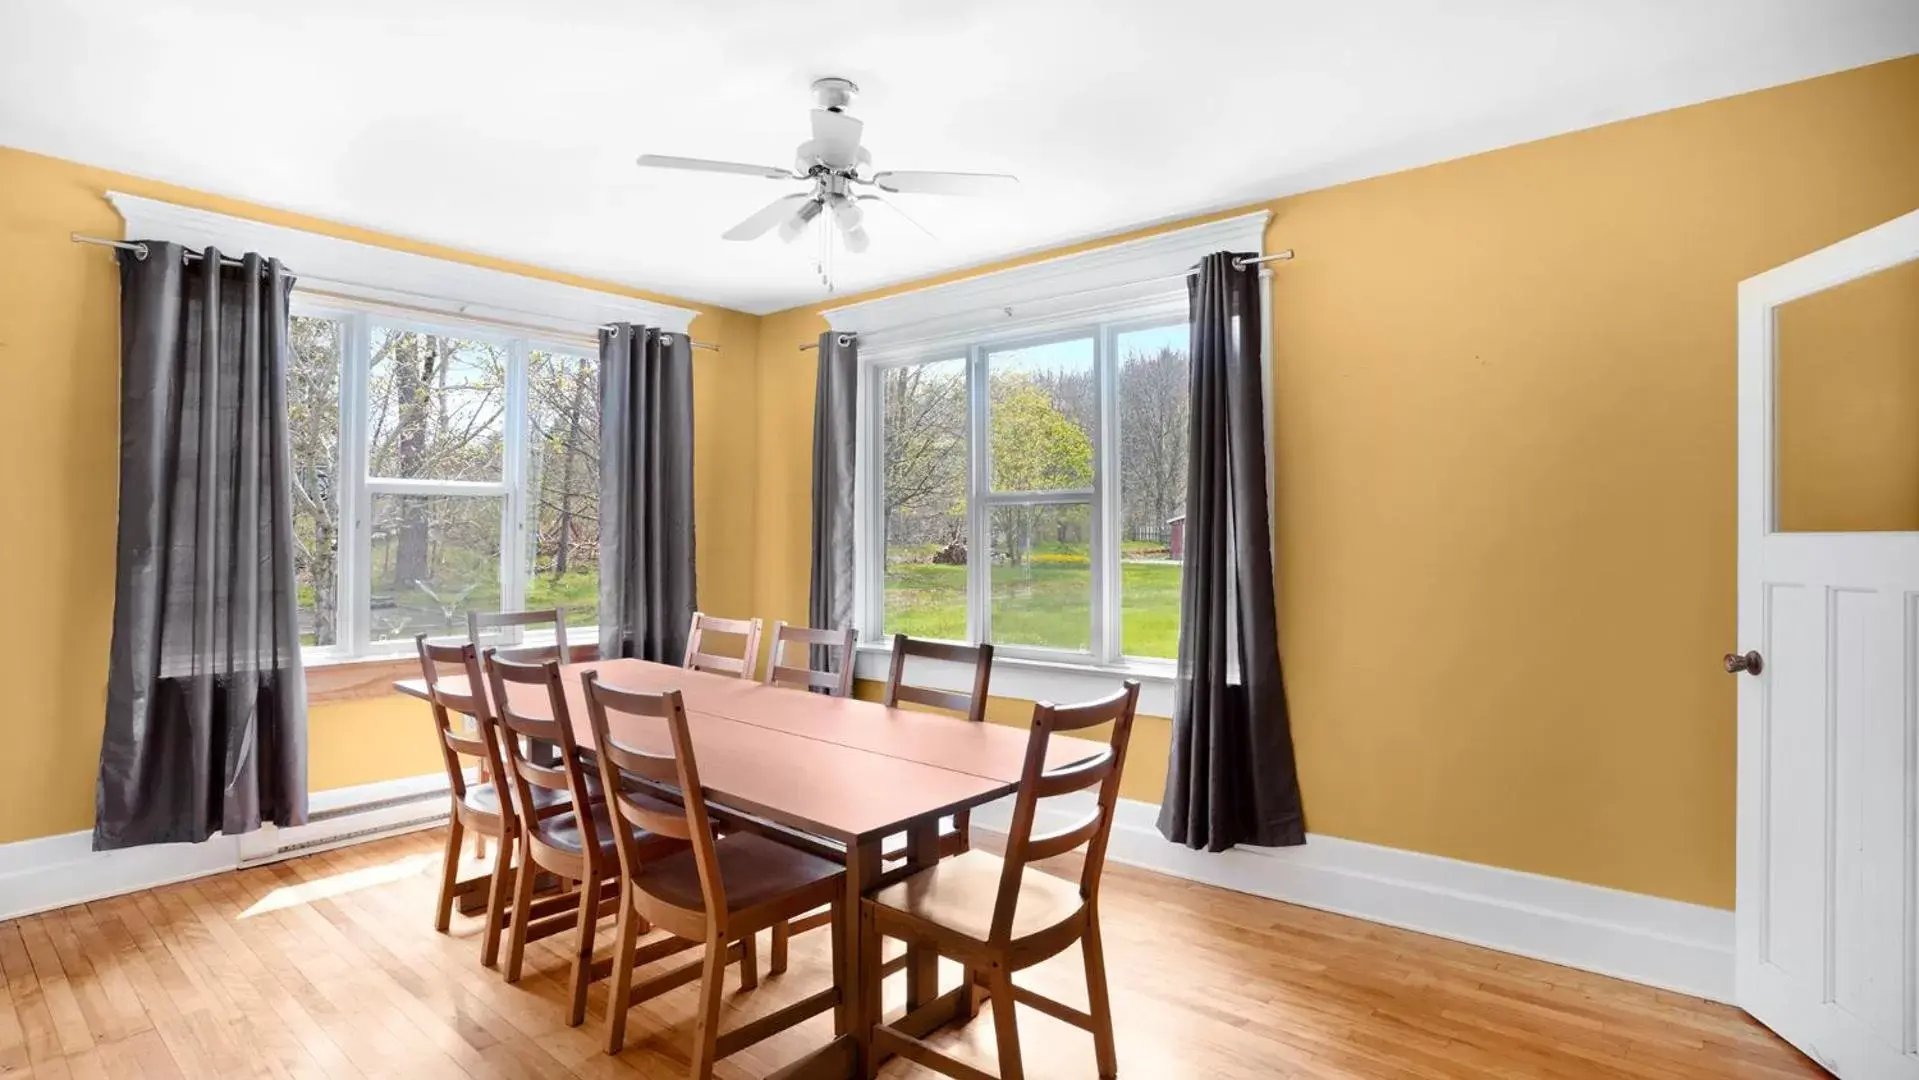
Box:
822;211;1271;356
972;793;1736;1005
105;192;697;339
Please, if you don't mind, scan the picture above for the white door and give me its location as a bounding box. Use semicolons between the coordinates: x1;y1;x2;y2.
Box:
1737;207;1919;1079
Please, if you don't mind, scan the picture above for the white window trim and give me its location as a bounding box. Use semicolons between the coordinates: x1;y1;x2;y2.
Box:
832;211;1273;710
107;195;691;667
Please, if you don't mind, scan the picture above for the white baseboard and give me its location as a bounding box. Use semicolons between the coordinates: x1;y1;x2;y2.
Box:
0;772;457;923
972;794;1736;1004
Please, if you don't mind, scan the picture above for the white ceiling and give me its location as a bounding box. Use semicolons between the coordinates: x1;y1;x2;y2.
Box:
3;1;1915;314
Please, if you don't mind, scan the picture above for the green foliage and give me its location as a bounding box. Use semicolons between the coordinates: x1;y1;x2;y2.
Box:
989;377;1093;492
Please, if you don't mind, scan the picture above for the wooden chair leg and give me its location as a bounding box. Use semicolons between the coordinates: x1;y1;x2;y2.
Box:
689;938;729;1080
988;970;1024;1080
956;964;981;1021
567;877;601;1027
480;831;514;968
504;837;536;984
829;900;849;1037
604;891;641;1054
1081;919;1117;1079
738;929;759;991
858;904;882;1080
769;920;790;976
435;819;464;934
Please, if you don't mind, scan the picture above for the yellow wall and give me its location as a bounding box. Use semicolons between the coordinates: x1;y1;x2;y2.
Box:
0;146;761;845
7;56;1918;907
753;56;1919;908
1776;256;1919;531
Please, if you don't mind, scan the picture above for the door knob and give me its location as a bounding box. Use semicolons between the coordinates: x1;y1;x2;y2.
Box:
1724;650;1763;676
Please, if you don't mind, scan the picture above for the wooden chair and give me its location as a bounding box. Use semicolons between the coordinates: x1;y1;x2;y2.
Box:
414;636;518;967
468;607;572;663
486;652;715;1026
885;634;994;856
860;681;1140;1080
683;611;764;679
762;621;857;697
462;609;574;856
582;672;847;1073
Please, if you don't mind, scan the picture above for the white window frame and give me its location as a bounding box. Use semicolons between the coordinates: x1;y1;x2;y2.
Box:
292;303;608;660
107;193;696;666
834;211;1274;713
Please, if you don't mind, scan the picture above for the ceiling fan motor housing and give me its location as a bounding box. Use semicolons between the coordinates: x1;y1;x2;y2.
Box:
811;76;859;112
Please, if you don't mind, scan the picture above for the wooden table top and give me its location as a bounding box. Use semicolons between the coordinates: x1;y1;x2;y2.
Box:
394;658;1104;844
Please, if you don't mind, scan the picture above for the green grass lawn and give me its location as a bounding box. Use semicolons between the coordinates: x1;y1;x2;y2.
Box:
884;558;1181;658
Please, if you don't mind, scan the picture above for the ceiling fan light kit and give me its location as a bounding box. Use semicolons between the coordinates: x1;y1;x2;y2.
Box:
636;76;1018;290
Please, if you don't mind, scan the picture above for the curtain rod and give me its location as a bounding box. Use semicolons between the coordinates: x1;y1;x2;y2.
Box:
797;250;1294;350
69;233;720;351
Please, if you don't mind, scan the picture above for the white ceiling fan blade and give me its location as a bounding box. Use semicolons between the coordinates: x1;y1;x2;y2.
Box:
871;170;1019;196
722;194;812;241
637;154;794;180
858;194;936;238
778;198;824;244
830;197;870;253
809;109;865;167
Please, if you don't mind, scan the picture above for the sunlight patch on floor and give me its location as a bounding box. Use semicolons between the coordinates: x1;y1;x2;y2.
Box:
240;852;435;918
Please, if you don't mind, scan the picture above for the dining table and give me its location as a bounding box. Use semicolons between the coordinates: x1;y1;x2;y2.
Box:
394;656;1105;1080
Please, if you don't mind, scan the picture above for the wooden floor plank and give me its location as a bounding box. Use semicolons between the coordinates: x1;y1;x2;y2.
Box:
0;829;1823;1080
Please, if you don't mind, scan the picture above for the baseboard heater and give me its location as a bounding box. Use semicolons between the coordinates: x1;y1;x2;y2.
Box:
240;785;450;865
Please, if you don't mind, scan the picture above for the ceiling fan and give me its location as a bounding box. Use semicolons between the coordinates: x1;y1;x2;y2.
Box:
636;77;1019;256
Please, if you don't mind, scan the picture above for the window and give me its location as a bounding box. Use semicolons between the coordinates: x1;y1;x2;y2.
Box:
863;309;1191;667
289;308;600;656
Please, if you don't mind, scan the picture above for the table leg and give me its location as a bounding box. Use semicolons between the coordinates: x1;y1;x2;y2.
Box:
904;820;941;1013
843;837;882;1074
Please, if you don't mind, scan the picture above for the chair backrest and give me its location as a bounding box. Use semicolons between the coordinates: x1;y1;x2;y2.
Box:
580;671;726;918
991;681;1141;945
763;621;856;697
683;611;763;680
469;608;570;664
484;651;597;844
414;635;506;804
883;634;993;723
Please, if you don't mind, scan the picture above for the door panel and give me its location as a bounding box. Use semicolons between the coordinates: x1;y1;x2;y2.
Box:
1759;581;1827;983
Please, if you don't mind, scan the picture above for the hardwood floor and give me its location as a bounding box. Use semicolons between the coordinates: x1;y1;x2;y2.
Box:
0;828;1821;1079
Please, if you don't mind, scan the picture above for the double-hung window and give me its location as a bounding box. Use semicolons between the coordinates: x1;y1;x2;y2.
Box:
849;211;1271;683
865;311;1192;666
287;307;602;657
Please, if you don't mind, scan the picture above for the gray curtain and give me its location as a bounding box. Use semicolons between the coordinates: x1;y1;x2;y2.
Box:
1158;251;1305;852
809;331;858;670
95;243;309;851
598;324;696;662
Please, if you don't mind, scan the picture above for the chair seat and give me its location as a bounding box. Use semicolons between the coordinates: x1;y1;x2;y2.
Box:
639;832;843;915
461;781;566;818
870;848;1084;944
536;792;676;857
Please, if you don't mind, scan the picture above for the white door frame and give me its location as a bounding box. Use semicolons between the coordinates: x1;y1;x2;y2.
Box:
1736;207;1919;1078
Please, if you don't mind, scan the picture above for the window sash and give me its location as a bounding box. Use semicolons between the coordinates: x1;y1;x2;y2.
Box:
860;306;1187;669
291;296;596;661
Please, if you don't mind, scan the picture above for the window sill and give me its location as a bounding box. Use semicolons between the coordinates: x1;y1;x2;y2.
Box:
852;643;1175;718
